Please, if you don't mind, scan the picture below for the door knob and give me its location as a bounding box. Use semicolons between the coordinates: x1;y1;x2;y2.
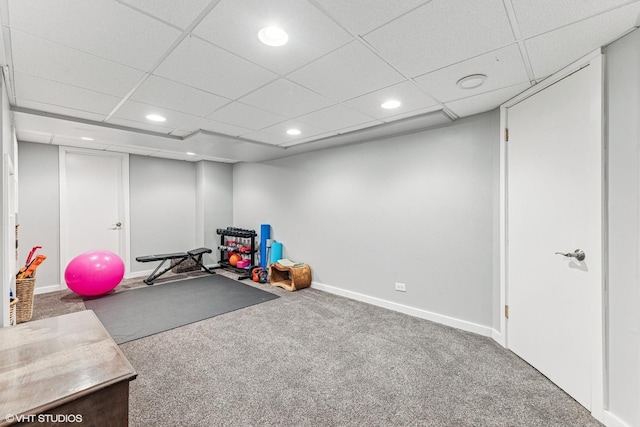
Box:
115;222;122;227
555;249;585;261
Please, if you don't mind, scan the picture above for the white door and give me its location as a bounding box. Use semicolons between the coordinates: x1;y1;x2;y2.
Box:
60;148;129;284
506;56;603;413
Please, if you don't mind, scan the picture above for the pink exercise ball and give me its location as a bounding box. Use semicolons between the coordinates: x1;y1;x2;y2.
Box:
65;250;124;296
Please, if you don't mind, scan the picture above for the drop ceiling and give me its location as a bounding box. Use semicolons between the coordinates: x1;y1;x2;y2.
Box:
1;0;639;163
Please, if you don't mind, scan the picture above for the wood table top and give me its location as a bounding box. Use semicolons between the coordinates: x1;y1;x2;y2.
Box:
0;310;137;425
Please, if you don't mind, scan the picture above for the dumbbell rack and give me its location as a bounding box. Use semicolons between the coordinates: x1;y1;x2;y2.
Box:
215;227;256;280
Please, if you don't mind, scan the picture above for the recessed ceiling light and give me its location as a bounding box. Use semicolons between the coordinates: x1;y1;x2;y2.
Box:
381;100;401;109
186;152;196;156
456;74;487;90
81;136;94;141
286;128;301;136
258;26;288;46
146;114;167;122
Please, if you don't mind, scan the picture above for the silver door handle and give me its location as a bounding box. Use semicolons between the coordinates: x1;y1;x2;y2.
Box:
115;222;122;227
109;222;122;230
555;249;585;261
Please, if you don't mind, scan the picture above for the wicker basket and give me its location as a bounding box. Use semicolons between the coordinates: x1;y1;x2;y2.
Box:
9;297;18;326
15;276;35;323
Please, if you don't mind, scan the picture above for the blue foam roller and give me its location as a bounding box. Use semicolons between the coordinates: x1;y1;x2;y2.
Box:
260;224;270;269
270;241;283;264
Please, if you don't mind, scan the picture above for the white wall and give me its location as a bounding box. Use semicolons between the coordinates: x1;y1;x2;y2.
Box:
606;28;640;427
233;111;500;332
17;144;234;286
0;69;17;327
196;160;233;265
16;142;60;289
129;155;197;272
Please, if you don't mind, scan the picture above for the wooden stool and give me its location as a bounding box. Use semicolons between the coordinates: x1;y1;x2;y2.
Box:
269;263;311;291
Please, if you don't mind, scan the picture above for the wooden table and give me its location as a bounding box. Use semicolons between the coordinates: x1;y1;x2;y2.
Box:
0;310;137;426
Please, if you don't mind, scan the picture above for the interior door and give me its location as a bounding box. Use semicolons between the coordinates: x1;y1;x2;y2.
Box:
506;57;603;412
60;148;129;284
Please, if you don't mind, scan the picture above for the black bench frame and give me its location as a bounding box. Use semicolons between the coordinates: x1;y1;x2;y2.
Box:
135;247;215;285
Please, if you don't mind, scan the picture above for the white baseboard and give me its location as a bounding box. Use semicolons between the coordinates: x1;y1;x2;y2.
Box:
311;281;495;338
491;328;506;347
34;284;64;295
603;411;634;427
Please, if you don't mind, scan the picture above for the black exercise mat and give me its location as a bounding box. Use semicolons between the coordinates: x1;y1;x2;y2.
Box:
84;275;278;344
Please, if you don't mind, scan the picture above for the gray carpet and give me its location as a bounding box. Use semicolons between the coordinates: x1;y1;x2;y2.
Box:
84;274;278;344
32;272;602;426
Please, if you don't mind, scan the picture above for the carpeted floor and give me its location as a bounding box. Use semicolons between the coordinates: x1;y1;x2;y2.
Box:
31;270;602;427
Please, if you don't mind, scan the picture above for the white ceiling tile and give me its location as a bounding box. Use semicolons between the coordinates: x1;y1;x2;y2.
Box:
118;0;212;30
109;100;200;131
14;72;121;115
239;78;335;117
8;0;181;71
278;131;338;148
154;36;278;99
181;118;253;137
287;41;406;102
335;120;384;135
16;130;52;144
413;44;530;103
342;81;439;119
105;117;176;134
16;99;108;122
207;102;287;131
445;82;531;117
511;0;640;38
193;0;353;75
130;75;231;117
11;30;145;97
241;119;331;145
312;0;430;35
295;104;374;130
364;0;515;77
525;2;640;78
380;105;447;123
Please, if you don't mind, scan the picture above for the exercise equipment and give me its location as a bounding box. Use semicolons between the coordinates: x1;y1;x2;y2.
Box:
135;247;215;285
251;267;268;283
229;253;242;267
65;250;124;296
270;241;283;264
216;227;256;280
260;224;270;269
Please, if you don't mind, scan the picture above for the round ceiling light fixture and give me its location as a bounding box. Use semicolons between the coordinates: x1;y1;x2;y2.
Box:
81;136;94;141
186;152;196;156
258;26;289;46
146;114;167;122
456;74;487;90
286;128;301;136
381;99;402;109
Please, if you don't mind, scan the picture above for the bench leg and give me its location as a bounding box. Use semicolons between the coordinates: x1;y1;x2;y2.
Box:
143;257;187;285
189;253;216;275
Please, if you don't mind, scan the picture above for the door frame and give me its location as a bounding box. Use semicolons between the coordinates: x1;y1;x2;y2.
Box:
498;48;606;421
59;146;130;287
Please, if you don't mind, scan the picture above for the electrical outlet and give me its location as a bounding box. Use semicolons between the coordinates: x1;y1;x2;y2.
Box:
395;282;406;292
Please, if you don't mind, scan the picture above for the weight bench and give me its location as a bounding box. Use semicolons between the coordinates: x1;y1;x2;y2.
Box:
135;247;215;285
